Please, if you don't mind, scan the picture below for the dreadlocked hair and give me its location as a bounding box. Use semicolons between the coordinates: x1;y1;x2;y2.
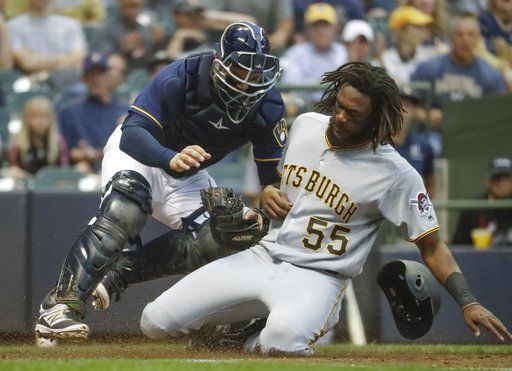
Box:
315;62;404;151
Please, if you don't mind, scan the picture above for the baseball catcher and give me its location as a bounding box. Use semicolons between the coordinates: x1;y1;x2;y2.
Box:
91;187;269;310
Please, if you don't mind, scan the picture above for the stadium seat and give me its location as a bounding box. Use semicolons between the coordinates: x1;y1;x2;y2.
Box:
29;166;85;190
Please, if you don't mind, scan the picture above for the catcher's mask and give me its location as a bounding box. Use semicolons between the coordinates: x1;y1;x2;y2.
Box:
377;260;441;340
211;22;281;124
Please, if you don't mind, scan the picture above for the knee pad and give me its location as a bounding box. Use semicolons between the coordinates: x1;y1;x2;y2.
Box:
52;170;152;311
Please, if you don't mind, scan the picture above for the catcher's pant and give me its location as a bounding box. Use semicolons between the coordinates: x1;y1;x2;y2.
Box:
140;244;348;355
102;126;214;228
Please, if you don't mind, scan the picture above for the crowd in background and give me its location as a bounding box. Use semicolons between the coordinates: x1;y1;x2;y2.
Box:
0;0;509;246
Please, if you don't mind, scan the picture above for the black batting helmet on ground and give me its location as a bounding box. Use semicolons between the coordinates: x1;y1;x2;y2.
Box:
377;260;441;340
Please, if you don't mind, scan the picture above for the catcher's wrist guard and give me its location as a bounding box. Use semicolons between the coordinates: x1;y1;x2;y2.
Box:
200;187;269;250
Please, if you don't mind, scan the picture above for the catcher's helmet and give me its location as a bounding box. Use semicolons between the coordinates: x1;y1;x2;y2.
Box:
211;22;281;123
377;260;441;340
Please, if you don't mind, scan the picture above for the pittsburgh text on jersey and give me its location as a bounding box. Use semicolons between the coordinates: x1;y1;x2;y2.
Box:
280;163;357;223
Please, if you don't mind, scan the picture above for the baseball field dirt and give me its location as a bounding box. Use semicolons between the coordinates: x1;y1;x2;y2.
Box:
1;334;511;370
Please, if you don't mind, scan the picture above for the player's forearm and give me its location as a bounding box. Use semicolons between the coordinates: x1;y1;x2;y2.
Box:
417;233;478;309
120;125;176;168
419;237;460;284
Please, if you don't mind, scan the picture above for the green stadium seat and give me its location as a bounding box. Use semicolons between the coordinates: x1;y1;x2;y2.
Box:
29;166;85;190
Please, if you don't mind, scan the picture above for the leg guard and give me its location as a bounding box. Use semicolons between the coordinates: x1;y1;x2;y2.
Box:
101;208;233;303
43;170;152;316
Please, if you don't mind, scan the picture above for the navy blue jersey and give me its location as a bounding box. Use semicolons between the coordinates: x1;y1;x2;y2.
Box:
122;52;286;184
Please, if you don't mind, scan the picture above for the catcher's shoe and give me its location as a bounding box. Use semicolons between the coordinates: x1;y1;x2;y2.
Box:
91;269;127;310
35;304;89;341
188;318;267;351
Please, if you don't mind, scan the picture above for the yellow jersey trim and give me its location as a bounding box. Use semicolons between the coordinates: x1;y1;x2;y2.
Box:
309;285;346;346
254;157;280;162
410;226;440;243
324;132;371;151
131;105;164;129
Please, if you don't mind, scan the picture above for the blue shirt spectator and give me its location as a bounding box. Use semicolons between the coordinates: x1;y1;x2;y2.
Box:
411;15;506;106
396;131;434;179
478;10;512;56
59;53;129;173
411;53;506;106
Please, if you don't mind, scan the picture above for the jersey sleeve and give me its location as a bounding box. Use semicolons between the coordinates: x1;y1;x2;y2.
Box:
251;117;288;185
378;169;439;242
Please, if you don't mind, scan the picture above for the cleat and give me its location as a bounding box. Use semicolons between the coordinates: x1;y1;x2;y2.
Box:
188;318;266;351
91;269;127;311
34;304;89;341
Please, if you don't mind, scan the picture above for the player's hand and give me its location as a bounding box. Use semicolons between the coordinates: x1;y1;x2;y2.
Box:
244;209;265;230
463;303;512;341
261;184;292;220
169;145;211;172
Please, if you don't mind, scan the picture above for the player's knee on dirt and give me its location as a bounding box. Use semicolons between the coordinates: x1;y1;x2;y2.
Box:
48;170;153;311
140;302;181;339
255;317;314;356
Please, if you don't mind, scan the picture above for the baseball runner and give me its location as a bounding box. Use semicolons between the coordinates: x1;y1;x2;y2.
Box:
35;22;292;343
140;62;511;355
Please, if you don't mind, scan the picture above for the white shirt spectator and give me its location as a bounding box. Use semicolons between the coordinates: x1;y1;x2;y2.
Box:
281;42;348;100
8;13;86;90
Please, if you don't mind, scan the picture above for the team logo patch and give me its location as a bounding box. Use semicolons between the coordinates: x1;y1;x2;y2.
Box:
273;118;288;148
409;192;433;217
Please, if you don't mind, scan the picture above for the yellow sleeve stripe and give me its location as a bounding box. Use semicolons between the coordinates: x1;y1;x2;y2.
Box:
254;157;280;162
410;226;440;243
130;105;163;129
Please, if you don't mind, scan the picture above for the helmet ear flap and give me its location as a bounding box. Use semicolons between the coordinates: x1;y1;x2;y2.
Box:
377;260;441;339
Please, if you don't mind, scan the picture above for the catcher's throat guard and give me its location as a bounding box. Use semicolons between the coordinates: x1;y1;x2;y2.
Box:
377;260;441;340
200;187;269;250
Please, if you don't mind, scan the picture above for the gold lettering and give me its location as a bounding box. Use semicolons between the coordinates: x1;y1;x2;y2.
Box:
315;176;331;199
293;166;307;188
325;183;340;207
343;203;358;223
285;164;297;186
334;193;349;216
305;170;320;192
280;164;288;187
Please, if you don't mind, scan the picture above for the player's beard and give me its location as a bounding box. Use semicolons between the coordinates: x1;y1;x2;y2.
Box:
327;117;371;148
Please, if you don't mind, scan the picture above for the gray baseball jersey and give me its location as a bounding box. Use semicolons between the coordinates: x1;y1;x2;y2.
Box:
259;112;439;278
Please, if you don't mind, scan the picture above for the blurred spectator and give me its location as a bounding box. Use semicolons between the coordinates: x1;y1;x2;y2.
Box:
107;52;128;92
166;0;212;60
0;10;12;69
147;49;172;79
281;3;347;101
59;52;128;173
452;157;512;247
7;0;87;92
292;0;365;43
478;0;512;64
204;0;294;53
411;14;507;155
7;96;69;177
402;0;450;47
342;19;375;63
393;86;435;196
90;0;166;70
379;6;434;85
5;0;106;24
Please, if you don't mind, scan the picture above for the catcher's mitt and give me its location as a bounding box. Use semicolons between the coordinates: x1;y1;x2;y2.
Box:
200;187;269;250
